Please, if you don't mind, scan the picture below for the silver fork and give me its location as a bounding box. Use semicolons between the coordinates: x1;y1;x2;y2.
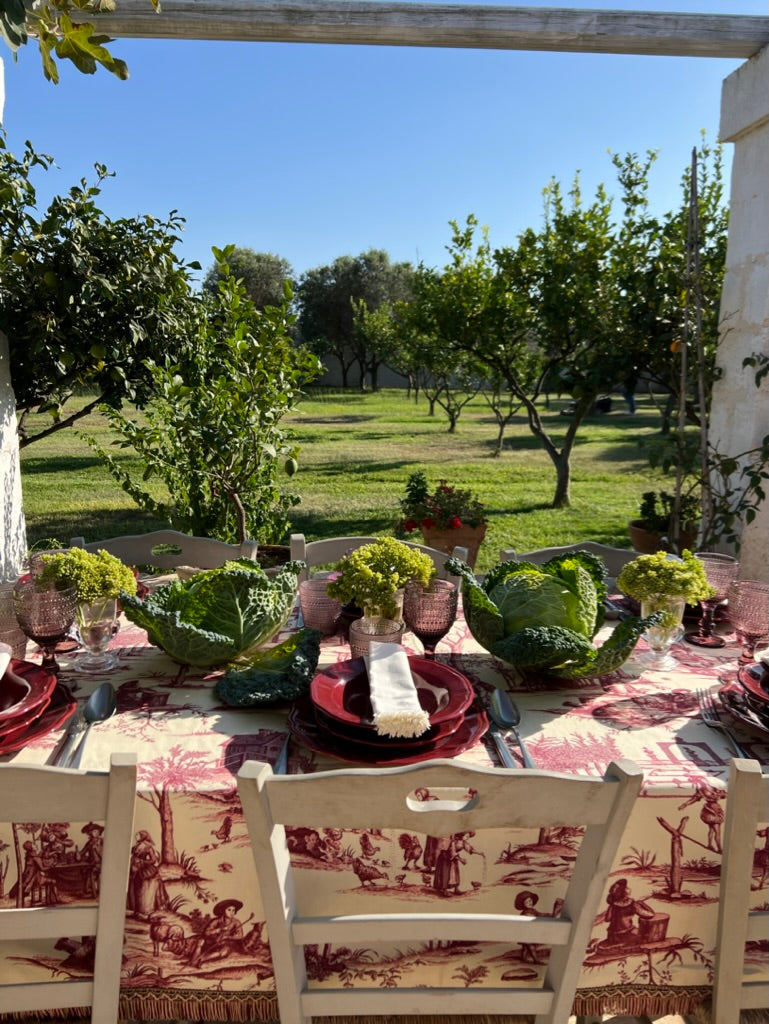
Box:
696;687;749;759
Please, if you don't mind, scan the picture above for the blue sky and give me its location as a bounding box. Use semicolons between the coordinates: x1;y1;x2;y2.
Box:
2;1;765;284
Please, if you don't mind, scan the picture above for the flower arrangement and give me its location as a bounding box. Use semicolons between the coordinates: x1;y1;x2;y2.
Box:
326;537;435;620
37;548;138;604
616;550;714;605
397;471;487;533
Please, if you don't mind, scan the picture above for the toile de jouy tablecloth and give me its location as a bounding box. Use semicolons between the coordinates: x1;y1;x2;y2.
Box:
2;605;767;1021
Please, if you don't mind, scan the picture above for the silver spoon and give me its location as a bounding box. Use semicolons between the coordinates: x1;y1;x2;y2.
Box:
489;689;537;769
66;682;117;768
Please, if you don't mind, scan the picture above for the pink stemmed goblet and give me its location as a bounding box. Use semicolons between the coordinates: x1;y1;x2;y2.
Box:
727;579;769;664
403;579;458;658
684;552;739;649
13;579;77;674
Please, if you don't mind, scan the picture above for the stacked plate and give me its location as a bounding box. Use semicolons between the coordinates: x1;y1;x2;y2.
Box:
0;660;77;755
289;656;488;765
719;660;769;737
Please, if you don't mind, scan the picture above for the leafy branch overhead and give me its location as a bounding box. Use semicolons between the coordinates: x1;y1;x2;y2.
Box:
0;0;159;82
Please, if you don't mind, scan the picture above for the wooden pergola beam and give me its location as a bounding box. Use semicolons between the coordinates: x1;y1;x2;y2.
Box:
76;2;769;59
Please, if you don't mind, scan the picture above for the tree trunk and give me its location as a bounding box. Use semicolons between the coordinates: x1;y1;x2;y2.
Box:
158;788;176;866
551;451;571;508
0;331;27;581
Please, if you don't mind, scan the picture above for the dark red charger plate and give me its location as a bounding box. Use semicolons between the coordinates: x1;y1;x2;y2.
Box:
0;659;58;725
314;702;465;750
289;697;488;766
737;662;769;705
0;681;77;754
310;656;474;731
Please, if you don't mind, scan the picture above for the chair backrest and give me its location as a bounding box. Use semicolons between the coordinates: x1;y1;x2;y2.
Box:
237;757;641;1024
289;533;468;583
0;753;137;1020
71;530;258;570
500;542;635;578
712;758;769;1024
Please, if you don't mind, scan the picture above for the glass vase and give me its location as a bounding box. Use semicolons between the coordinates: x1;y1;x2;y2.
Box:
76;597;119;673
362;587;405;624
640;594;686;671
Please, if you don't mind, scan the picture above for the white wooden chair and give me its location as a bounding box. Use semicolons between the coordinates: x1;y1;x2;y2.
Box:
237;757;642;1024
0;752;137;1020
500;541;636;579
712;758;769;1024
289;533;468;583
70;529;258;570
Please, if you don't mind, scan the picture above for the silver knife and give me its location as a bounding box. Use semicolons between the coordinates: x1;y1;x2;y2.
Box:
489;723;518;769
274;734;291;774
52;713;86;767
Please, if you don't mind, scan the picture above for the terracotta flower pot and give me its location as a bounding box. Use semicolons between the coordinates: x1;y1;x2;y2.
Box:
628;521;698;555
420;523;487;569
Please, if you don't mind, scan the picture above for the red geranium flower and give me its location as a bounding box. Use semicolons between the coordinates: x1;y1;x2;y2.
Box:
421;517;436;530
448;516;462;529
403;518;417;532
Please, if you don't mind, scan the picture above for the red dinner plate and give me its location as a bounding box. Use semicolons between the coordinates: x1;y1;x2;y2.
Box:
0;682;77;755
310;656;474;730
0;660;58;725
289;697;488;766
314;703;465;750
737;662;769;705
719;680;769;738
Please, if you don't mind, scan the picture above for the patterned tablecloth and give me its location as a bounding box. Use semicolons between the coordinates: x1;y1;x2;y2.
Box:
1;605;767;1021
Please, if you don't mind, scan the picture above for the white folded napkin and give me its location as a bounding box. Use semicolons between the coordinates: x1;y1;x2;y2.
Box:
365;641;431;739
0;644;11;681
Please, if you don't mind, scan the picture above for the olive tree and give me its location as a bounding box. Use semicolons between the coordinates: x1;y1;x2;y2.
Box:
202;247;294;311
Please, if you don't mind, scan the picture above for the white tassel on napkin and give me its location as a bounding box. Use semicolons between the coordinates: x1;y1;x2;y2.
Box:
365;641;430;739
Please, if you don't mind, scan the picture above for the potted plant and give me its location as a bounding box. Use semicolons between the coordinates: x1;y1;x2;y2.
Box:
397;471;487;568
37;547;138;671
628;490;700;555
616;551;714;669
326;537;435;622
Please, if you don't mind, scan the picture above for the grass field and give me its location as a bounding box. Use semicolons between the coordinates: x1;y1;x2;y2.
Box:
19;388;669;573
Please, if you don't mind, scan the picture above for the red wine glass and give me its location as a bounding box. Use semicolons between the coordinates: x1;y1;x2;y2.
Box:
13;579;77;674
684;552;739;649
403;579;458;658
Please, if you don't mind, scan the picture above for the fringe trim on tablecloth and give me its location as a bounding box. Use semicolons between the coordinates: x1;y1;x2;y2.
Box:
572;984;712;1017
0;985;717;1023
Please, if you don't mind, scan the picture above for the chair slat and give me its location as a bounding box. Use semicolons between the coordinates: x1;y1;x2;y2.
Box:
292;911;572;945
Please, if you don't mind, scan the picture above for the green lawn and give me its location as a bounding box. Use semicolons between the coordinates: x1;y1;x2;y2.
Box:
19;388;667;573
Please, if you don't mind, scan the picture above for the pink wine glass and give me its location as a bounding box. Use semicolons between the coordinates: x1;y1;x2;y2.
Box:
684;552;739;649
727;579;769;665
403;579;458;658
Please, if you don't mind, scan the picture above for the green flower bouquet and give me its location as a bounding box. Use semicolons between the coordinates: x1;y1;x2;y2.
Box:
326;537;435;620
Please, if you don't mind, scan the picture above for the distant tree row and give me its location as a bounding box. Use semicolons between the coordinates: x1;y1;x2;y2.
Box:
204;143;727;509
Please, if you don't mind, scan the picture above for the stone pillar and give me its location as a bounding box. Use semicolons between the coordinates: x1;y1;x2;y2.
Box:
711;45;769;582
0;58;29;581
0;329;27;581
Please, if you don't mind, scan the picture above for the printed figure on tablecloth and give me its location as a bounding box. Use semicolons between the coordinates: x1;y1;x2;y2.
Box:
677;781;725;853
514;890;564;964
597;878;656;951
128;830;169;919
584;873;712;984
186;898;246;968
433;831;480;895
79;822;104;897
